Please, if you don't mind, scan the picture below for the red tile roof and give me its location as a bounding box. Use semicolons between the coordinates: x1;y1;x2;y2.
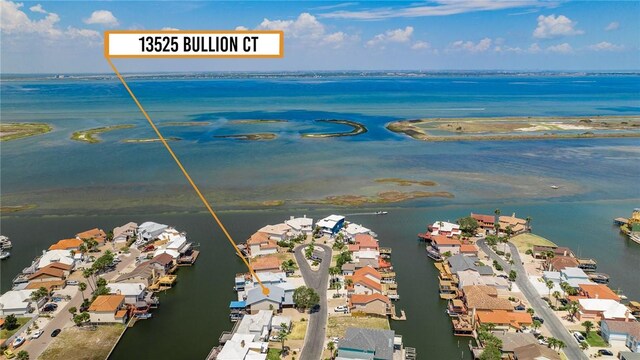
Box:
89;295;125;312
349;274;382;292
353;266;382;281
432;235;461;246
247;232;270;245
251;256;281;271
471;213;494;223
76;228;107;243
578;284;621;301
350;293;390;305
354;234;379;249
49;238;83;250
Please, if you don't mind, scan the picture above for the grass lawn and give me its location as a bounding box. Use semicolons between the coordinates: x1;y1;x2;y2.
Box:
288;320;308;340
39;324;125;360
510;233;557;253
326;316;390;338
583;332;607;347
267;348;282;360
0;317;30;340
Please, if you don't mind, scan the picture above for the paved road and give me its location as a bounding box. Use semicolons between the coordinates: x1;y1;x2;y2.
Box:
294;244;331;360
477;239;588;360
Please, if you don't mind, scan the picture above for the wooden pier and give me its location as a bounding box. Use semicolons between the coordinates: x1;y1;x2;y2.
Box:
178;250;200;266
391;304;407;320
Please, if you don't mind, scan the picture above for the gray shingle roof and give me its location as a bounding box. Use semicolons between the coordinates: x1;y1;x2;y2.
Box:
448;254;494;276
338;327;395;360
245;284;285;306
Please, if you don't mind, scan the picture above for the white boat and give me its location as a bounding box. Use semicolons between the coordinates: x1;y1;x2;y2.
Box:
0;251;10;260
0;235;12;249
629;232;640;245
550;185;559;189
375;211;388;215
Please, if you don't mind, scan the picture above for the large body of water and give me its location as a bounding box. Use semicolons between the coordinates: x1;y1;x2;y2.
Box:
1;74;639;359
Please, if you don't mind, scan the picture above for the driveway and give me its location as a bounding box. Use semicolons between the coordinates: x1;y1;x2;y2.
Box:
294;244;331;360
477;239;588;360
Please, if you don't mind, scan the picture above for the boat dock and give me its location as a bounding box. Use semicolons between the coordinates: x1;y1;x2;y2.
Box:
177;250;200;266
391;304;407;320
614;217;629;226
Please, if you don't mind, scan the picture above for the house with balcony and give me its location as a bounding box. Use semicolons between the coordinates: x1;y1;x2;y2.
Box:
246;232;278;258
349;294;391;316
88;294;128;324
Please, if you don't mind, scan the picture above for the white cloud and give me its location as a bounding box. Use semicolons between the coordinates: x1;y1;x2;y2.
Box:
366;26;414;47
256;12;355;47
29;4;46;14
546;42;573;53
533;14;583;39
235;26;248;31
448;37;492;53
1;0;99;41
587;41;624;52
528;43;542;53
161;27;179;31
411;41;430;50
320;1;553;20
605;21;619;31
83;10;119;27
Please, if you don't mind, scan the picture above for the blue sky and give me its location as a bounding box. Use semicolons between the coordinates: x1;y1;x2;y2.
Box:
1;1;639;73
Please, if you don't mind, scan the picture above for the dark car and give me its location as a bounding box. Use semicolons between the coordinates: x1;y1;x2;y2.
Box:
310;304;321;313
42;303;58;312
598;350;614;356
532;316;544;324
559;298;569;305
51;329;61;337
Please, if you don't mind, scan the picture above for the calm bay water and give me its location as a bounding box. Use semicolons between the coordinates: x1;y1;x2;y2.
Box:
1;74;639;359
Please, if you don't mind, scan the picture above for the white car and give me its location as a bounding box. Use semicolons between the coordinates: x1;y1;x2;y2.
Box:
30;330;44;339
12;336;25;348
573;332;586;343
334;306;349;313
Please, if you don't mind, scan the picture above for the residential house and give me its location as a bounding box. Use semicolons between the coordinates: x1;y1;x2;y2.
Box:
431;235;462;256
160;231;189;254
343;223;372;241
353;266;382;284
48;238;83;251
26;265;67;291
107;283;147;305
532;245;574;259
349;234;380;261
114;261;156;286
316;215;345;235
250;256;281;273
547;256;579;271
341;263;357;276
512;343;561;360
245;285;285;314
571;284;621;302
337;327;403;360
37;249;75;269
348;294;391;316
149;253;175;274
578;299;635;322
76;228;107;243
600;320;640;353
493;332;538;356
271;315;291;333
448;254;494;277
470;213;495;234
285;216;313;235
619;352;640;360
236;309;273;340
559;267;591;288
247;232;278;258
347;272;383;295
257;223;292;242
462;285;513;312
428;221;462;238
113;222;138;243
137;221;168;243
460;243;479;257
498;214;527;235
216;333;268;360
476;310;533;331
0;290;36;316
88;294;128;324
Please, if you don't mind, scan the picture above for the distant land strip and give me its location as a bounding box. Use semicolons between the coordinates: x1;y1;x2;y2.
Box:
375;178;438;186
71;124;135;143
1;204;37;214
0;122;52;142
228;119;288;124
301;119;368;138
121;137;181;143
160;121;211;126
214;133;277;140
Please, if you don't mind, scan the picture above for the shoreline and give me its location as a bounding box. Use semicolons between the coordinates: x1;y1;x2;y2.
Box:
71;124;135;143
301;119;367;138
0;122;52;142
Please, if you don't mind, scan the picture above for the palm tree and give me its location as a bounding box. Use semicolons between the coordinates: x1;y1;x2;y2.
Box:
68;306;77;320
582;321;594;336
525;216;532;232
547;337;558;350
545;280;554;298
556;340;565;353
567;301;579;321
344;278;353;290
532;319;542;332
277;323;289;351
527;308;535;316
327;341;336;359
79;282;87;302
552;291;562;307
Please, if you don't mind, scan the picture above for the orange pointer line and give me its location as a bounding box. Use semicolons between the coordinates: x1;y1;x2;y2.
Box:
106;57;269;295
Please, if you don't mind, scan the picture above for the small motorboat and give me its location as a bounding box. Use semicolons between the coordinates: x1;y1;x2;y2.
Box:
375;211;388;215
0;235;12;250
550;185;559;189
0;251;10;260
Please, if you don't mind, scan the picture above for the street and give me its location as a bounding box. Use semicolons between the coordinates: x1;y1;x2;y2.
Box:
294;244;331;360
477;239;588;360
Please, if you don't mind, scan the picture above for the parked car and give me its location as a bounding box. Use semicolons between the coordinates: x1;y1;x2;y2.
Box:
30;329;44;339
43;303;58;312
497;274;509;279
66;280;79;286
51;328;61;337
598;350;614;356
537;338;548;346
334;305;349;313
532;316;544;324
113;257;122;263
3;350;16;359
514;304;526;311
559;298;569;305
12;336;25;348
573;332;586;342
269;335;280;342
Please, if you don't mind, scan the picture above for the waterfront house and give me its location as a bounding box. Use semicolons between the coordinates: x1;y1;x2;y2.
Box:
348;293;391;316
337;327;404;360
257;223;292;242
343;223;373;241
493;332;538;356
578;298;635;321
235;309;273;341
161;231;189;254
88;294;128;324
512;343;561;360
347;273;383;295
341;263;356;276
285;215;313;235
114;262;156;286
247;232;278;258
547;255;579;271
48;238;83;251
475;310;533;331
462;285;513;312
432;235;462;256
498;214;527;235
428;221;462;238
26;266;67;292
37;249;75;269
0;290;36;315
245;285;285;313
448;254;494;276
559;267;591;288
137;222;168;243
349;234;380;261
470;213;495;234
216;333;268;360
149;253;176;274
107;283;147;305
316;215;345;235
250;255;281;273
600;320;640;353
460;243;479;257
113;222;137;243
532;245;574;259
75;228;107;243
353;266;382;284
569;283;621;302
